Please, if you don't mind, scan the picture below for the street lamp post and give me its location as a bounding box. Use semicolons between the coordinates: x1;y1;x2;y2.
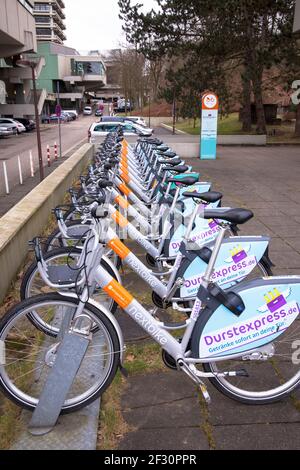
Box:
16;59;44;181
148;94;151;128
172;92;176;135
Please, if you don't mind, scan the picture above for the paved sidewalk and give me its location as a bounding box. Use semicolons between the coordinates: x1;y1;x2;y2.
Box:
0;140;86;217
114;145;300;450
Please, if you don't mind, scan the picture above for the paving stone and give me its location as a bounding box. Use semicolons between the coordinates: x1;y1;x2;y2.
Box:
269;203;300;216
205;385;300;427
270;251;300;269
123;397;202;429
118;427;209;450
272;226;300;238
268;237;290;252
285;238;300;253
122;372;196;409
213;423;300;450
261;216;300;229
254;208;289;217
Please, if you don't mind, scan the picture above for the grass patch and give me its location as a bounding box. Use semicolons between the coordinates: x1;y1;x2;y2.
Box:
174;113;250;136
0;401;23;450
97;371;131;450
172;113;300;144
198;393;216;450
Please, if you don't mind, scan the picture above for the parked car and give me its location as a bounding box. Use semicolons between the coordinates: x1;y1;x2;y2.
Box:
15;118;35;132
0;124;16;138
41;114;51;124
95;109;103;117
124;116;147;127
64;112;76;121
49;113;70;122
0;118;26;134
83;106;93;116
99;116;126;123
63;110;78;119
88;121;153;143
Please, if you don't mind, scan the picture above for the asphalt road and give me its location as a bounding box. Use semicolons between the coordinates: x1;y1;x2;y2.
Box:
0;115;95;196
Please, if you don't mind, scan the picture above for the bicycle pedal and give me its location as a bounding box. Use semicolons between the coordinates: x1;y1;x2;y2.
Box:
199;384;211;404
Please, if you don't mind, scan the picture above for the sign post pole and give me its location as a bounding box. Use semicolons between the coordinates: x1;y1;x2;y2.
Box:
200;92;219;160
56;82;62;159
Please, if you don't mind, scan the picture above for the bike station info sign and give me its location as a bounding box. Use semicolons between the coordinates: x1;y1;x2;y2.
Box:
200;92;219;160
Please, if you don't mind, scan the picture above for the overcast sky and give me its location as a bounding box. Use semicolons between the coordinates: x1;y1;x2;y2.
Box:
64;0;158;53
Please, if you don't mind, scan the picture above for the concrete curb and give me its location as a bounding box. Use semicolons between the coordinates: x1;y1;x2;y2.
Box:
11;399;101;450
160;123;187;135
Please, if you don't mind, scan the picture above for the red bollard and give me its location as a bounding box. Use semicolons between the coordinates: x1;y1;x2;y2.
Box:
47;145;51;167
54;142;58;161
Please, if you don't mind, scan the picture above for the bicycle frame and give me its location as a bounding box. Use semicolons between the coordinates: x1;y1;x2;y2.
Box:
70;224;233;367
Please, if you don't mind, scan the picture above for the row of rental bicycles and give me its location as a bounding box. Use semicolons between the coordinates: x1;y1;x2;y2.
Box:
0;128;300;418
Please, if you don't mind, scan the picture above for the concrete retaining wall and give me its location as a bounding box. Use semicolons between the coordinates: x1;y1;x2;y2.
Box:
0;143;94;303
149;117;173;127
161;136;266;158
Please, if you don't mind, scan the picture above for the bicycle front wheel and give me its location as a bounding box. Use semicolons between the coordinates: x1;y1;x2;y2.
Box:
0;293;121;413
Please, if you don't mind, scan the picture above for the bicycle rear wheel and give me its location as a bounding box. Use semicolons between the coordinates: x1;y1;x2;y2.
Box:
202;316;300;404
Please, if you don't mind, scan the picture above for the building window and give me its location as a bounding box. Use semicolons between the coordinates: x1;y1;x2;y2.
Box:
35;16;51;23
34;3;51;12
36;28;52;36
73;61;105;76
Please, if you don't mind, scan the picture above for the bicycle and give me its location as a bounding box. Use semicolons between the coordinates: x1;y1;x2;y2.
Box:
1;206;299;414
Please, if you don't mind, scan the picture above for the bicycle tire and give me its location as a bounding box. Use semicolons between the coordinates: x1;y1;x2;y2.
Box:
0;293;121;414
20;247;119;334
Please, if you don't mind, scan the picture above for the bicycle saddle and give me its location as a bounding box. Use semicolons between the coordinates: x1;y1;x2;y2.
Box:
164;165;189;174
160;158;182;166
156;145;169;152
146;139;163;145
167;175;199;185
163;151;177;158
182;191;223;204
98;179;114;188
203;208;254;225
103;163;113;170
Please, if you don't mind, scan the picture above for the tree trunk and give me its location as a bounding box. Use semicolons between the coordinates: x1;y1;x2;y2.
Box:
295;103;300;137
252;70;266;135
241;69;252;132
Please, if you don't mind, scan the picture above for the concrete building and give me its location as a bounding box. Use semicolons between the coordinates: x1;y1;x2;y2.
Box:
0;0;37;57
33;0;66;44
0;0;45;118
95;50;123;103
31;43;107;114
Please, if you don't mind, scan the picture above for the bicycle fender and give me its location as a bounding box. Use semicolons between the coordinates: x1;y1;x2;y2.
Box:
178;236;271;298
57;291;125;365
191;276;300;361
